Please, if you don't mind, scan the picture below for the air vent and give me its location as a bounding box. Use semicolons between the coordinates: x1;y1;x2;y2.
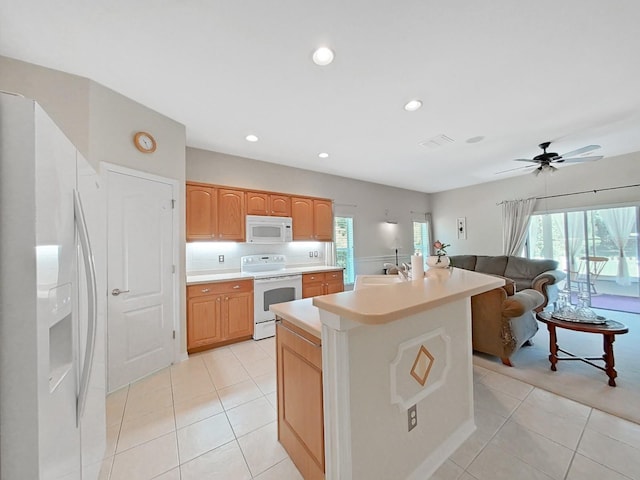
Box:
419;134;455;149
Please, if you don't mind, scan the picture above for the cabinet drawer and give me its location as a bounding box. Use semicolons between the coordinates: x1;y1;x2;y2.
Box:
325;270;343;281
302;273;324;284
188;280;253;298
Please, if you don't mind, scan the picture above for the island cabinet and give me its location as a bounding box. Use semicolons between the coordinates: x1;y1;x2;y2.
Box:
291;197;333;241
186;182;245;241
187;280;253;353
302;270;344;298
246;191;292;217
276;320;324;480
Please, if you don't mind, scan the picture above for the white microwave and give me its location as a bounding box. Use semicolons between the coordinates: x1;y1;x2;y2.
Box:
246;215;293;243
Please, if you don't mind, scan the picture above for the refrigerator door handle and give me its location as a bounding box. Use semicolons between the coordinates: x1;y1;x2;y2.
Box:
74;189;98;425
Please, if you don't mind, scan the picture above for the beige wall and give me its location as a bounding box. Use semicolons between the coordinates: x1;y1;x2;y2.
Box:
430;152;640;256
1;55;189;357
187;147;431;270
0;55;91;156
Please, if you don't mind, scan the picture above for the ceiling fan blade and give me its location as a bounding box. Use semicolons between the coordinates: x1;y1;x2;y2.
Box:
559;145;601;158
557;155;603;163
513;158;537;163
494;164;536;174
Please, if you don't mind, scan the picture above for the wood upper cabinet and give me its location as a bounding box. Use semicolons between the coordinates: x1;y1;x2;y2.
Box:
292;197;314;240
270;194;291;217
276;320;324;480
217;188;245;241
187;183;245;242
187;280;253;352
302;270;344;298
246;191;292;217
292;196;333;241
313;199;333;241
246;191;270;215
186;184;217;241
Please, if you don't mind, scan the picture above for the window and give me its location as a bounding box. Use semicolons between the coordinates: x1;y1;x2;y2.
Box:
413;221;431;257
527;206;639;311
334;216;355;284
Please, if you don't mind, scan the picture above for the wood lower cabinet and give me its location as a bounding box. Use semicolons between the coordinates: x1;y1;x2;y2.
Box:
302;271;344;298
276;320;324;480
187;280;253;353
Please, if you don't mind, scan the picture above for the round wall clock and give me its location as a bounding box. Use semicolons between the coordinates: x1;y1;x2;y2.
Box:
133;131;157;153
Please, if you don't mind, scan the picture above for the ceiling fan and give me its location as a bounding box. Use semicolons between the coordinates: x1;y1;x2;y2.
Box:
496;141;603;176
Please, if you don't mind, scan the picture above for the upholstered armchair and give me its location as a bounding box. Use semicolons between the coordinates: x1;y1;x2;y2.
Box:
470;278;545;366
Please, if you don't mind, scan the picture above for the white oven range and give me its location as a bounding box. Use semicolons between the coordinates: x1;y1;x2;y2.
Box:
241;255;302;340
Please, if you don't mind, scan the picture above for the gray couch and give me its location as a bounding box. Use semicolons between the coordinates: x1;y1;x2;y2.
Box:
449;255;566;312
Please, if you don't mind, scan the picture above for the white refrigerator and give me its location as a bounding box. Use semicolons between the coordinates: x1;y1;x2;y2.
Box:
0;92;107;479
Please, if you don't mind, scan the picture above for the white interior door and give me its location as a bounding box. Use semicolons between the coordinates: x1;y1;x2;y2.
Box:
106;169;175;392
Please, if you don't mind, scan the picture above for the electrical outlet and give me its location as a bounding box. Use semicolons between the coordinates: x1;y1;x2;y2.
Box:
408;404;417;432
314;251;319;257
309;251;313;257
218;255;224;263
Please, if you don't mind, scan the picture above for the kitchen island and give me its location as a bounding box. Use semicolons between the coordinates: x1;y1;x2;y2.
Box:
271;267;504;480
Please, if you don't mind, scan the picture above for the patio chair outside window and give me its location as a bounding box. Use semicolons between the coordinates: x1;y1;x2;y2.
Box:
569;256;608;294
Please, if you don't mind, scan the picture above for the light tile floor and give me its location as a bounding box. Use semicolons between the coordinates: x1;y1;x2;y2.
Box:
101;338;640;480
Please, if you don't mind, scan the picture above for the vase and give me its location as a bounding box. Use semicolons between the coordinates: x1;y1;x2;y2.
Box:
427;255;450;268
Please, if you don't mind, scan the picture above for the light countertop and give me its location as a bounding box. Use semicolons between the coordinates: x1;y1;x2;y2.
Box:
312;268;504;325
186;265;343;285
270;268;504;335
270;298;321;339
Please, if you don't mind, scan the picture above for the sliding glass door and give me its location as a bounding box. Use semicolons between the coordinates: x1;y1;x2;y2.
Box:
527;205;640;313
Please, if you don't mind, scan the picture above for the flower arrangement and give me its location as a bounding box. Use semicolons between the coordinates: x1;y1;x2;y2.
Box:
433;240;450;263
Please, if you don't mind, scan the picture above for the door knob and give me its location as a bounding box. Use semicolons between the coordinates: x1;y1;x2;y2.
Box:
111;288;130;296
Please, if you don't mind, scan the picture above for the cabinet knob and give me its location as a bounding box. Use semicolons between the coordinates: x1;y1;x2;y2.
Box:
216;298;220;302
225;297;229;301
201;288;210;293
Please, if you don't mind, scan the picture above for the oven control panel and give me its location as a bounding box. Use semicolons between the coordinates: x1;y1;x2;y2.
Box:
241;254;287;273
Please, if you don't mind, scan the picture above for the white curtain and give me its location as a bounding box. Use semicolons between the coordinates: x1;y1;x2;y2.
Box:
565;212;585;271
600;207;636;286
502;198;537;256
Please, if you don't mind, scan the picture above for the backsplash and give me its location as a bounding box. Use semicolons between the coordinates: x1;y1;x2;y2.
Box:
186;241;332;274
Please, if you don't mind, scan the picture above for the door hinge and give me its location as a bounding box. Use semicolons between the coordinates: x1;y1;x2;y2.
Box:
171;199;176;209
172;330;176;339
172;264;176;274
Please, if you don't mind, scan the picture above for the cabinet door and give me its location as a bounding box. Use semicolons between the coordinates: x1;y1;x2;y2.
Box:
224;292;254;340
187;295;222;351
313;199;333;241
218;188;245;241
270;194;292;217
325;271;344;294
276;322;324;479
246;191;269;215
302;273;325;298
186;184;217;241
292;197;314;240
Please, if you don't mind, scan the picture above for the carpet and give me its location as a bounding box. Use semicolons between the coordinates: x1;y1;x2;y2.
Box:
473;308;640;425
570;292;640;314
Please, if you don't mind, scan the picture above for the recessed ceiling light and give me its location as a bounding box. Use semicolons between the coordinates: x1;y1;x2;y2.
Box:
312;47;334;66
466;136;485;144
245;134;258;142
404;99;423;112
318;152;329;159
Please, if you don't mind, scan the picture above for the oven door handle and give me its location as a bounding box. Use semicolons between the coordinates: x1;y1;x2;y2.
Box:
255;275;302;283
